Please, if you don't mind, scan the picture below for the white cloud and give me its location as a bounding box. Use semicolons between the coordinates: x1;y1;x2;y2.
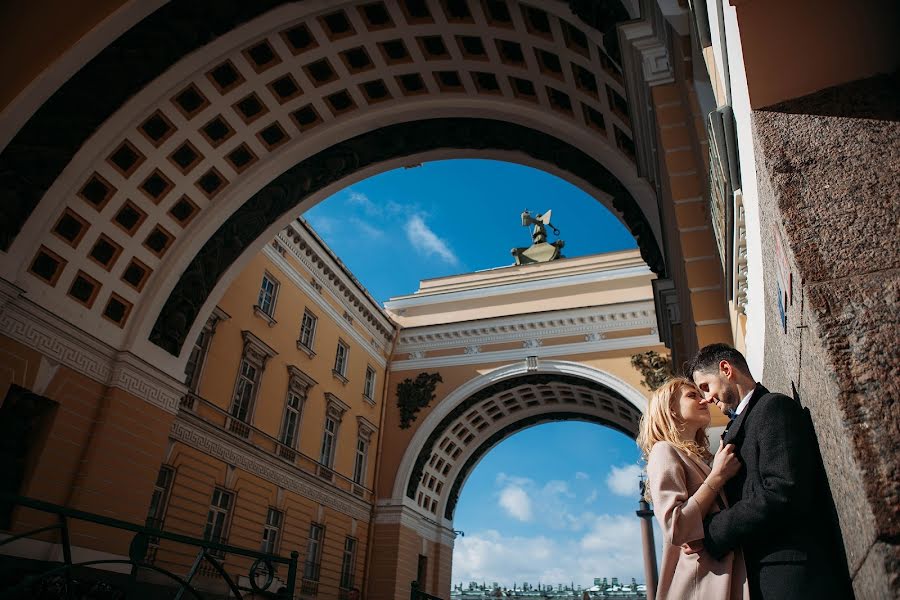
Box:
498;485;532;522
346;190;381;216
453;514;649;589
304;215;337;235
575;471;590;480
404;215;459;265
349;217;385;240
584;489;599;505
606;464;643;498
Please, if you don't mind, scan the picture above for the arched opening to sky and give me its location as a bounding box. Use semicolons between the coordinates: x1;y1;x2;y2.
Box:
450;421;661;591
304;159;638;303
305;159;656;590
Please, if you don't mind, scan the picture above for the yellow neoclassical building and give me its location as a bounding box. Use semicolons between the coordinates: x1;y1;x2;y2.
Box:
149;218;395;596
0;0;896;599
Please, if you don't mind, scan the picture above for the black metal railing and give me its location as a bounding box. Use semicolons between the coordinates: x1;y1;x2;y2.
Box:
178;394;374;502
0;493;298;600
410;580;444;600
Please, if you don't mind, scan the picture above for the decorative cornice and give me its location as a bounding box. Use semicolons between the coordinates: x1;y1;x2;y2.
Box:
396;302;657;352
262;243;389;368
0;285;183;413
385;265;652;310
391;334;662;371
278;224;395;340
373;502;456;546
170;416;370;522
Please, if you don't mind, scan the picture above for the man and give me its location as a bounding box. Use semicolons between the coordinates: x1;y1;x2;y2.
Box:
686;343;852;599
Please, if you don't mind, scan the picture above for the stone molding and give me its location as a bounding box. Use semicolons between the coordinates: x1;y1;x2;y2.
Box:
385;265;652;310
372;502;456;546
391;333;661;371
262;243;390;368
396;302;657;351
278;223;394;342
0;284;184;413
170;415;371;522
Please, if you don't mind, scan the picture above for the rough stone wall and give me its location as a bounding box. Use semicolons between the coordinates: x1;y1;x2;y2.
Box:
751;72;900;598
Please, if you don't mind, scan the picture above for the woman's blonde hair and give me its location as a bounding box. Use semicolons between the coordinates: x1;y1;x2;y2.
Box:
636;377;712;501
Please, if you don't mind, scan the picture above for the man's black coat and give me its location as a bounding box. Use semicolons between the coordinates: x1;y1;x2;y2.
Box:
703;384;853;599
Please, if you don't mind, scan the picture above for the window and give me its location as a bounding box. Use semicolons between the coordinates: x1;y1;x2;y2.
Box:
333;340;349;378
260;507;282;554
204;488;233;556
340;537;358;590
230;359;258;422
228;331;276;436
298;310;317;350
182;307;228;394
353;437;368;485
363;366;376;401
303;523;324;580
280;391;303;449
320;415;338;468
353;417;375;489
146;466;174;530
184;329;211;391
257;273;279;317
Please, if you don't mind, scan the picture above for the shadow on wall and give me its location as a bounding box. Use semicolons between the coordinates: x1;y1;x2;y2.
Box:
761;71;900;120
792;382;854;596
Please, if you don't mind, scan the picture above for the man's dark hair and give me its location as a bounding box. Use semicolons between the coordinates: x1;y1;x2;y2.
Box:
686;343;751;380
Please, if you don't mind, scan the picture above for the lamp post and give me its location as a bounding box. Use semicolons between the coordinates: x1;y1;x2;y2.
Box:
636;475;658;600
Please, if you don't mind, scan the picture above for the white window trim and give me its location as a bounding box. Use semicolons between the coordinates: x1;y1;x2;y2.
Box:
297;309;318;357
279;366;317;450
332;339;350;383
184;306;229;395
254;272;279;326
363;365;376;404
227;331;277;429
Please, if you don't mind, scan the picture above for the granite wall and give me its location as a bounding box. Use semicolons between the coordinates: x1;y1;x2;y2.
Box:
752;72;899;598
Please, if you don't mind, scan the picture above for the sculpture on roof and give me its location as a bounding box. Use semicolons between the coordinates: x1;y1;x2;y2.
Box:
512;209;565;264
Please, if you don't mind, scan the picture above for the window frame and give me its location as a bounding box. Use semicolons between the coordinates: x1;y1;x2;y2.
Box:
363;365;376;402
303;522;325;581
257;272;279;317
298;309;318;353
227;331;276;432
183;307;228;394
204;488;234;556
333;339;349;380
260;507;283;555
339;536;358;590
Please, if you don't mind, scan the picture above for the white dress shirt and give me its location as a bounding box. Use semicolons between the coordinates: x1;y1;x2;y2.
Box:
735;387;755;416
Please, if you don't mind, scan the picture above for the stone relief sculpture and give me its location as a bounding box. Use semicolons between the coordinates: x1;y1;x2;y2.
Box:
396;372;443;430
630;350;674;391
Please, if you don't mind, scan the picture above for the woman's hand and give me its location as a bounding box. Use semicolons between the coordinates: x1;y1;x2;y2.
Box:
708;443;740;490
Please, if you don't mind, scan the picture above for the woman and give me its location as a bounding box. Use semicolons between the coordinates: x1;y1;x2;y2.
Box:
637;377;749;600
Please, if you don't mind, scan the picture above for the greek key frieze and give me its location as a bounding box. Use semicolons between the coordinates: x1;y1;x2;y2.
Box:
170;420;369;521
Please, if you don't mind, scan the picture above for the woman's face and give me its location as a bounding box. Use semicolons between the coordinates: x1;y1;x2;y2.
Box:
676;384;710;429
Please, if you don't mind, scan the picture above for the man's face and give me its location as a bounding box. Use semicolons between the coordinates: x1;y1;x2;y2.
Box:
692;365;740;414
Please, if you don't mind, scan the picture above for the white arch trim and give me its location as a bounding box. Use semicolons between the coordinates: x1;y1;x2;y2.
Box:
389;359;648;500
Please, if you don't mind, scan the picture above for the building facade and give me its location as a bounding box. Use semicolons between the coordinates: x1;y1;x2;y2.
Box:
0;1;896;598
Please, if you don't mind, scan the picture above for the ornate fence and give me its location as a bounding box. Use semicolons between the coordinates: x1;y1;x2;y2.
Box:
0;493;298;599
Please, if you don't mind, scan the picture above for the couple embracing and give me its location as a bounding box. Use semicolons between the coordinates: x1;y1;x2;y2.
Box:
637;344;853;600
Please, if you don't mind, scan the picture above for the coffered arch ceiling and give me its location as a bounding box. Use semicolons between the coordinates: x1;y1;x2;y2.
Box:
404;372;642;521
0;0;661;370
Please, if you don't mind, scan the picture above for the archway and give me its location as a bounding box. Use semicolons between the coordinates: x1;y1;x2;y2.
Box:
393;360;645;521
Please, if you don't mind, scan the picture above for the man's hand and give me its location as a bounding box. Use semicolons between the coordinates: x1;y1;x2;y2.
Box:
681;540;703;555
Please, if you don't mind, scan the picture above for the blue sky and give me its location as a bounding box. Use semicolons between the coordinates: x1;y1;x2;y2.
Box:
305;160;657;588
304;159;637;303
